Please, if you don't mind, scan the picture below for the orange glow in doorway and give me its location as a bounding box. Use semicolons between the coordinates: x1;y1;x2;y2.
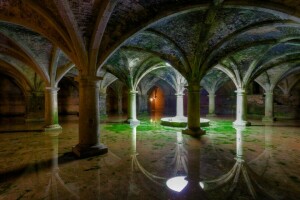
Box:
149;87;164;121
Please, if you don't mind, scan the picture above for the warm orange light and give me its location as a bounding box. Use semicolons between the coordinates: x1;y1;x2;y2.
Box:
150;97;153;102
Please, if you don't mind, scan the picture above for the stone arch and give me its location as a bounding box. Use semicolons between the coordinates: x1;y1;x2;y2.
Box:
57;77;79;115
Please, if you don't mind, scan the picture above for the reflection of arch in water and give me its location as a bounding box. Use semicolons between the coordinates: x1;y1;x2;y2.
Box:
248;126;274;176
202;127;275;200
247;126;299;197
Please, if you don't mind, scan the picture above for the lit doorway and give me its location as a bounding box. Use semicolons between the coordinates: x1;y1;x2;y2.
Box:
148;86;164;122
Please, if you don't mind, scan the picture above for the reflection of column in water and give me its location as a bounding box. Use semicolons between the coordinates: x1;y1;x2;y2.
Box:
202;126;274;199
130;124;166;183
46;130;80;200
181;137;207;199
167;134;208;199
128;124;139;198
248;126;273;169
171;132;187;176
236;126;244;160
46;130;60;199
50;131;60;171
131;124;137;155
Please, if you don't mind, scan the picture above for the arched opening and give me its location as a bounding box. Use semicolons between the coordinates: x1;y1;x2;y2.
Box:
148;86;165;121
247;82;265;118
290;80;300;119
58;77;79;116
200;88;209;115
215;81;236;116
0;73;26;120
106;86;117;115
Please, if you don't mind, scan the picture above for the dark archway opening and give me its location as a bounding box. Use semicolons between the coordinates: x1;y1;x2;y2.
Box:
0;73;26;120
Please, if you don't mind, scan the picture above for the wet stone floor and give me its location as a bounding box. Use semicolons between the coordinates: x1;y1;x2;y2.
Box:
0;116;300;200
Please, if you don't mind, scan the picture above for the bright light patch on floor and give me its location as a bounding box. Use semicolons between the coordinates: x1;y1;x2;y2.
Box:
166;176;188;192
199;181;204;189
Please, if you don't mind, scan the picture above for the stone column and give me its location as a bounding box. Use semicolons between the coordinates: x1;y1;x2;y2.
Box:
72;77;107;158
25;91;44;122
44;87;61;131
99;90;107;119
175;92;184;118
207;92;216;117
233;88;251;126
262;91;274;122
182;82;205;137
127;90;140;125
117;92;123;115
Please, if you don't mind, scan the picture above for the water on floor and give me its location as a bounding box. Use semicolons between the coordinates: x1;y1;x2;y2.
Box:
0;115;300;199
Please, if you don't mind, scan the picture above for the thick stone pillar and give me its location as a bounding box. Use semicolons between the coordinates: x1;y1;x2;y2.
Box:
117;92;123;115
44;87;61;131
207;92;216;117
127;90;140;125
175;92;184;118
182;83;205;137
25;91;44;122
262;91;274;122
72;77;107;158
233;88;251;126
99;90;107;119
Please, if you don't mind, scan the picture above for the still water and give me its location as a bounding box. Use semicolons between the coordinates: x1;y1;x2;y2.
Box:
0;115;300;199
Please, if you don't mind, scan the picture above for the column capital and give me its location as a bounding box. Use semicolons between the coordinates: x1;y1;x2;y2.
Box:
264;91;273;95
78;76;103;90
186;82;201;92
45;87;60;92
99;92;107;97
129;90;138;94
175;92;184;96
235;88;246;94
99;88;107;95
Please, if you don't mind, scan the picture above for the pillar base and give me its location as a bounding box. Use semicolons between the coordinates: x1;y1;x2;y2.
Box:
72;143;108;158
262;117;274;123
233;120;251;126
182;128;206;137
206;114;216;117
44;124;62;131
127;119;140;126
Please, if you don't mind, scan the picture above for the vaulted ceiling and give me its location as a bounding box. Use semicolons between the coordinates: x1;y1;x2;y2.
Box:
0;0;299;92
